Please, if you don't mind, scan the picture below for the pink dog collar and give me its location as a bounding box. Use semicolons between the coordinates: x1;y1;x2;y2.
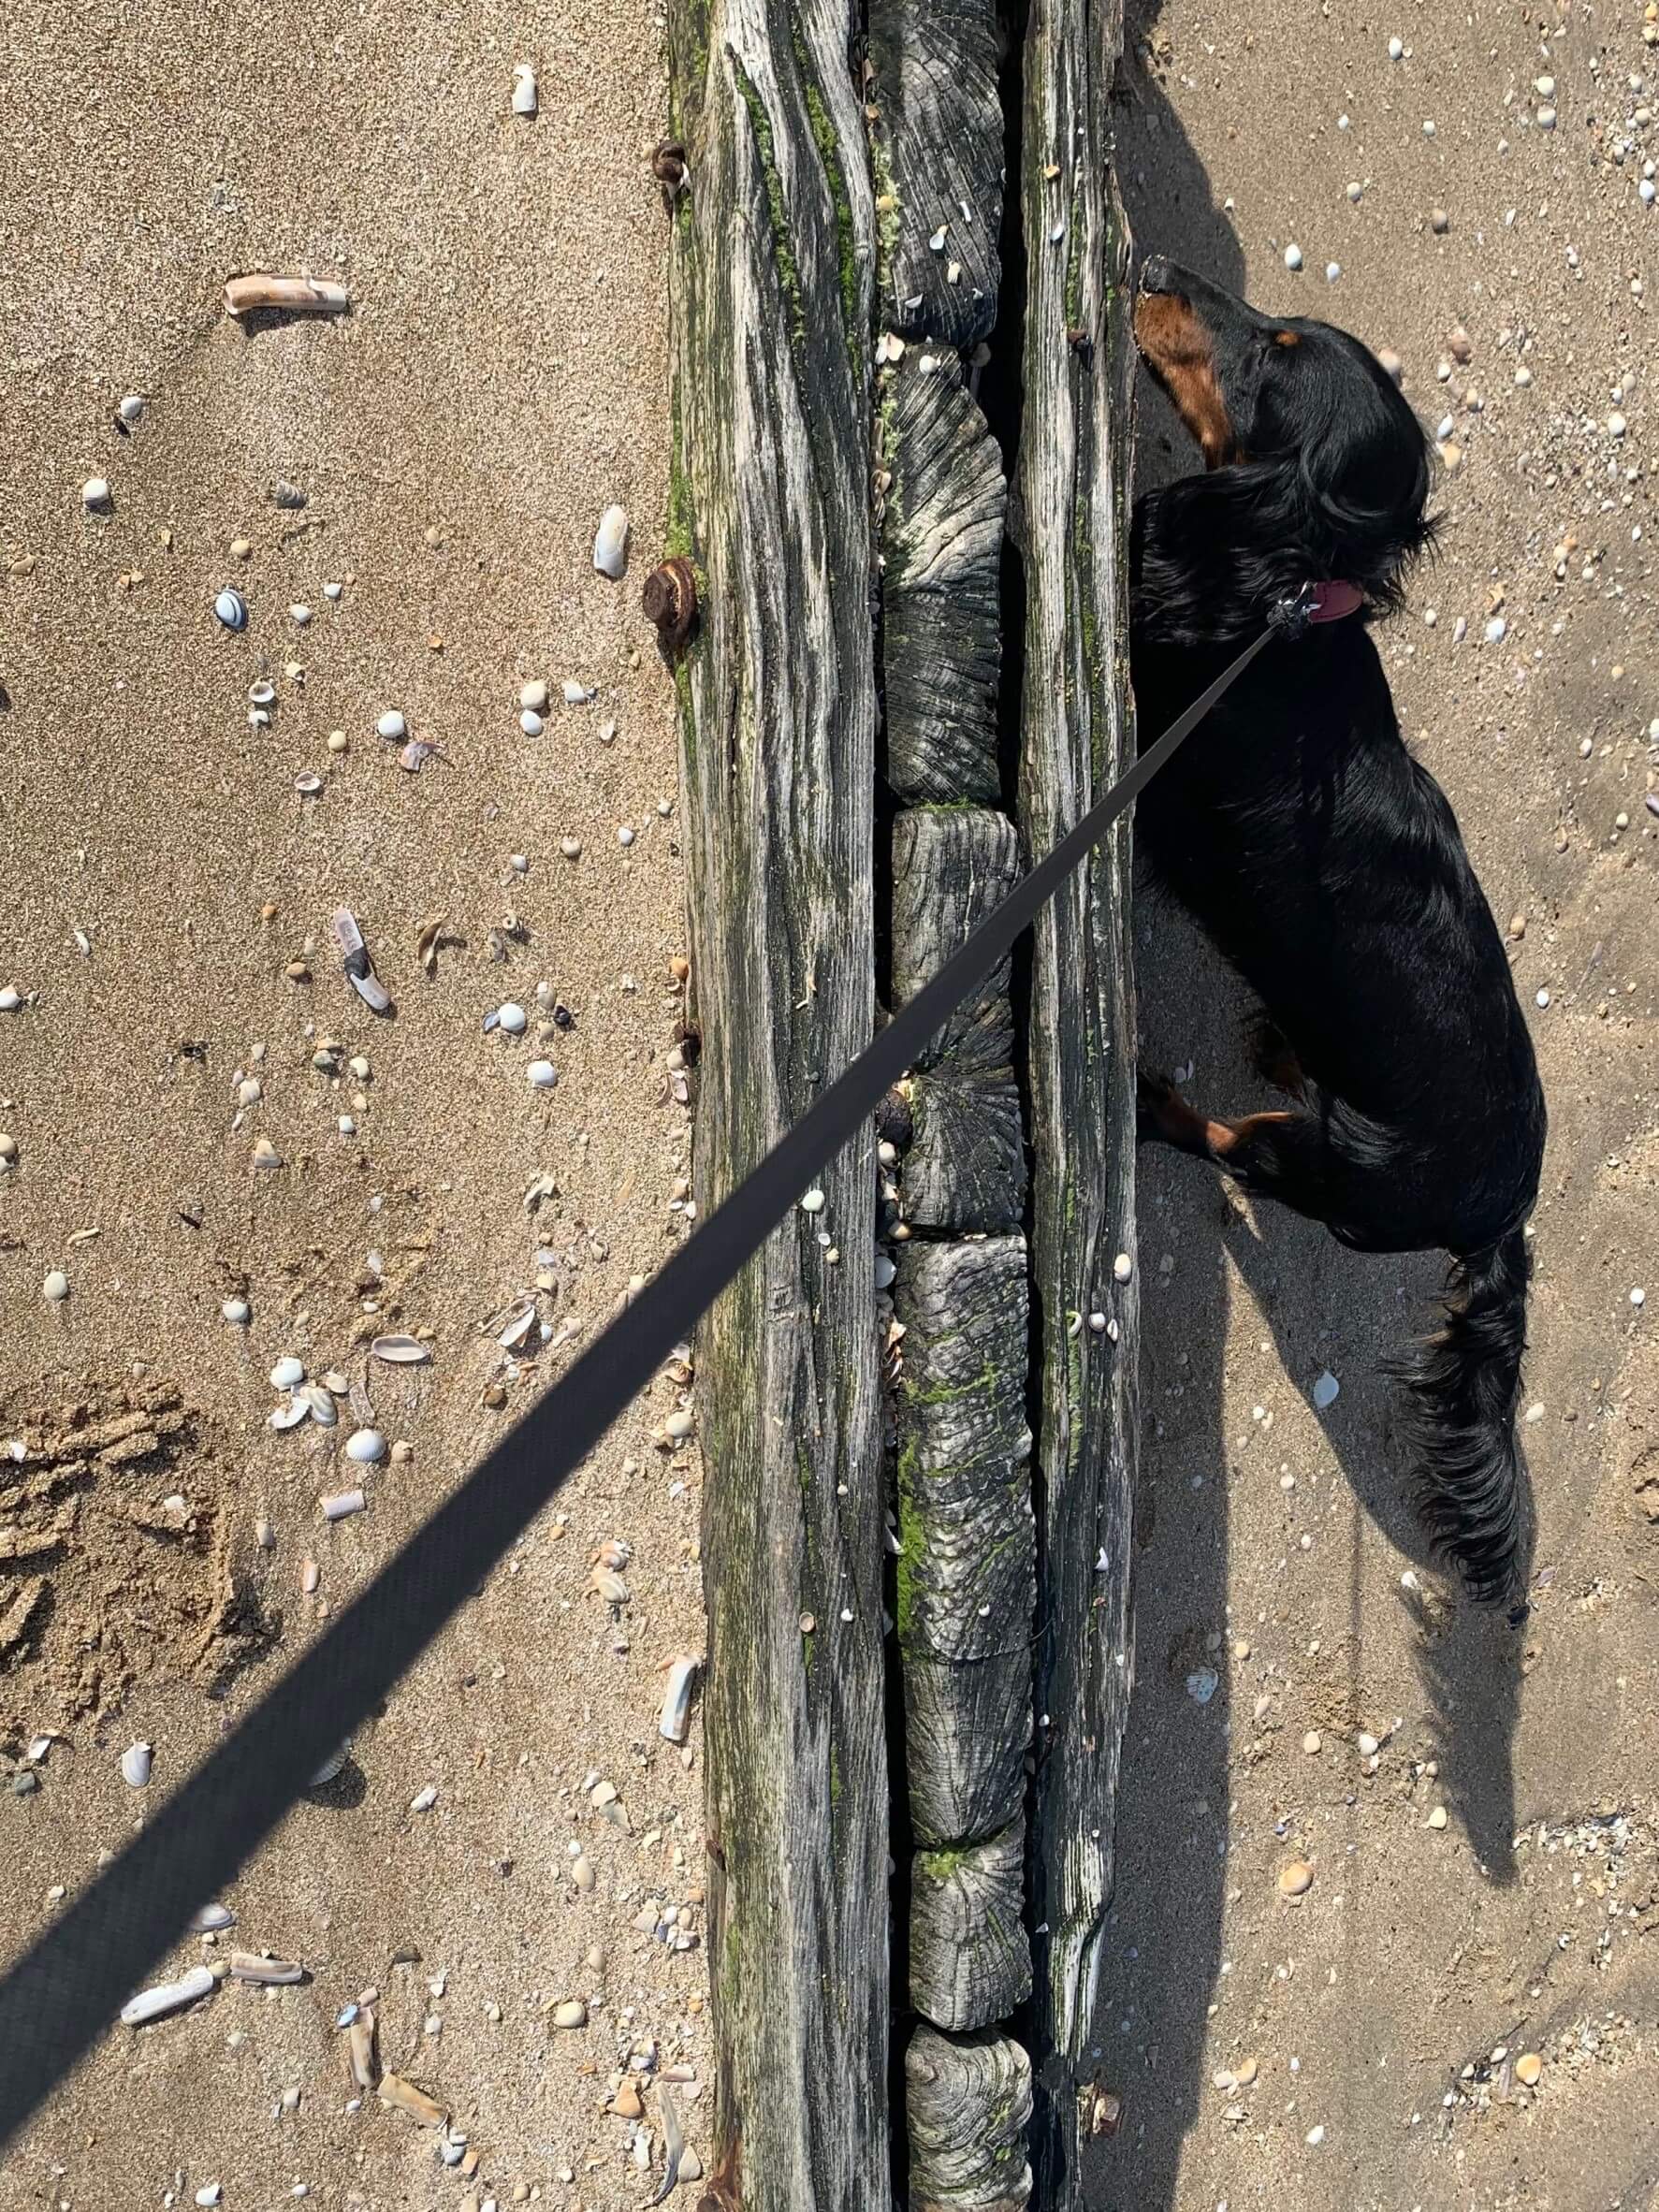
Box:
1307;578;1364;622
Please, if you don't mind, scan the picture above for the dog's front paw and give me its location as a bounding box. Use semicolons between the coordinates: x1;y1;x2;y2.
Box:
1136;1068;1180;1142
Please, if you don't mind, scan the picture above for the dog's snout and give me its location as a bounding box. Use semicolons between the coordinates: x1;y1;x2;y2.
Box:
1139;253;1173;297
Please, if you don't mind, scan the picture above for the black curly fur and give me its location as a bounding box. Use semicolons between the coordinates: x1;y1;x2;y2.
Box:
1130;259;1546;1610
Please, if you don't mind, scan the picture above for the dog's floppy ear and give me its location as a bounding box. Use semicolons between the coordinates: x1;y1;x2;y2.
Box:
1293;403;1435;603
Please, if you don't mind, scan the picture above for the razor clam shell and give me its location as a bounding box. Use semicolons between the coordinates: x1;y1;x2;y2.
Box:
659;1656;700;1743
121;1964;216;2027
349;2005;380;2088
379;2072;446;2126
230;1951;305;1985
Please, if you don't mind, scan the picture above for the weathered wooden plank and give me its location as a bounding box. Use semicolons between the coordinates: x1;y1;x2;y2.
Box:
910;1819;1032;2030
1012;0;1138;2198
890;806;1025;1232
892;1237;1034;1848
879;352;1006;807
662;3;889;2205
866;0;1004;349
906;2025;1034;2212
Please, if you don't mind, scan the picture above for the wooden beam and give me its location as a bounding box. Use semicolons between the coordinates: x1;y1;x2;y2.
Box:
1013;0;1140;2200
663;3;890;2205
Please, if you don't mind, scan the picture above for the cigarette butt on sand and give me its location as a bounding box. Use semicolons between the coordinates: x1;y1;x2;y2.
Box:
224;274;350;317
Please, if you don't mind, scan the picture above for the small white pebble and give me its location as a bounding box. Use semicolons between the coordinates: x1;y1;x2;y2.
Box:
81;476;111;510
1113;1252;1134;1282
1346;181;1363;202
43;1270;69;1303
1485;617;1507;644
801;1188;827;1215
1608;413;1627;438
528;1059;558;1089
375;711;406;741
1284;243;1303;270
410;1784;438;1813
1535;988;1550;1009
1538;106;1557;129
1629;1288;1646;1307
1422;118;1436;137
1306;2124;1326;2147
1325;262;1342;284
1388;34;1404;59
520;709;545;736
222;1298;252;1325
618;825;635;847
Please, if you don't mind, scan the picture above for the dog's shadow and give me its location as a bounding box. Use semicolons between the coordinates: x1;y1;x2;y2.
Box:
1085;15;1523;2204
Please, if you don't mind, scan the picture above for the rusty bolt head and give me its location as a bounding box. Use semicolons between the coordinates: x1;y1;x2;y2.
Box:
643;556;698;655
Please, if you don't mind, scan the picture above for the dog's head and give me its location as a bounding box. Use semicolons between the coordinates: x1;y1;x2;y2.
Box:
1134;256;1434;620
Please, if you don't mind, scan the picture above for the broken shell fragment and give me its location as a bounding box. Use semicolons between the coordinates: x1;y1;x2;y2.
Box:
269;1395;310;1431
121;1964;216;2027
593;504;629;578
511;62;538;115
331;908;391;1013
229;1951;305;1985
659;1655;700;1743
561;679;596;706
371;1334;431;1365
379;2072;446;2126
224;273;350;316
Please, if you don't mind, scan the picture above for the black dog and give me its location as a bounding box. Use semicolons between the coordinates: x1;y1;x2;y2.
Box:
1130;256;1546;1610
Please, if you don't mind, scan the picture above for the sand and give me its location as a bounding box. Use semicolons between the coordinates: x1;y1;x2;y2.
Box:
1;1;712;2205
1094;2;1659;2205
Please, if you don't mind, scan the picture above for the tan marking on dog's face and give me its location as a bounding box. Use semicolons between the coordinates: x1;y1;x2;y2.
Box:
1133;290;1239;467
1274;328;1301;348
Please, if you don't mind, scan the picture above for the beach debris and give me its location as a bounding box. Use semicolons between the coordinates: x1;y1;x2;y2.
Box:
344;1428;386;1464
550;1998;588;2030
301;1384;337;1424
270;1356;305;1390
561;679;596;706
1515;2052;1543;2088
1278;1860;1315;1898
495;1302;537;1351
511;62;538;116
230;1951;305;1985
1311;1369;1341;1410
1186;1666;1218;1705
378;2072;446;2126
43;1270;69;1303
527;1059;557;1089
117;394;145;425
651;138;690;209
349;2006;380;2088
214;589;249;631
494;1002;528;1035
416;914;446;976
120;1741;153;1788
410;1783;438;1812
81;476;111;511
224;274;350;317
593;504;629;578
659;1656;700;1742
309;1741;350;1788
519;708;545;736
520;678;549;712
371;1334;430;1365
331;909;391;1013
269;1395;311;1432
1284;243;1303;270
376;709;407;741
642;558;697;654
190;1903;236;1932
321;1488;366;1521
121;1964;216;2027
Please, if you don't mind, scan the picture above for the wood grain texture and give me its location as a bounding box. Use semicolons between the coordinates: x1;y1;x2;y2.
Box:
664;3;889;2205
890;806;1026;1233
880;351;1006;806
1011;0;1138;2199
866;0;1004;350
906;2024;1035;2212
910;1819;1033;2030
892;1237;1034;1849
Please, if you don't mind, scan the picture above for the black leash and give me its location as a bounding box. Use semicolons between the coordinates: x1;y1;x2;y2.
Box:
0;604;1301;2141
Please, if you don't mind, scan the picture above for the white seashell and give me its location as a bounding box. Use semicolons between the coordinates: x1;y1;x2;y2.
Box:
118;394;145;424
375;710;407;740
229;1950;304;1984
121;1741;153;1788
222;1298;252;1325
593;504;629;578
82;476;111;509
496;1002;528;1034
409;1783;438;1812
0;987;22;1011
663;1407;695;1440
269;1396;311;1431
511;62;538;115
301;1384;338;1425
295;773;324;796
248;681;276;706
345;1428;386;1464
561;680;595;706
309;1741;350;1787
289;603;313;625
196;2186;222;2208
190;1903;236;1932
497;1304;537;1350
527;1058;557;1088
874;1253;896;1290
519;708;545;736
121;1964;216;2027
43;1270;69;1302
214;589;248;631
371;1334;431;1364
324;580;342;600
800;1188;826;1214
321;1487;367;1520
659;1656;700;1742
270;1356;305;1390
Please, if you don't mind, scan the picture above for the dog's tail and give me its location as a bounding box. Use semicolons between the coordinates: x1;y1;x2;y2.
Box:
1390;1227;1532;1609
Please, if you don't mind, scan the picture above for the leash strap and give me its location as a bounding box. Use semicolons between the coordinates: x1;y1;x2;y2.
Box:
0;617;1286;2139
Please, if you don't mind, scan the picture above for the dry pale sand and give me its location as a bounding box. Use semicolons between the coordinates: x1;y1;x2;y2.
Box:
1095;3;1659;2207
1;2;714;2205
